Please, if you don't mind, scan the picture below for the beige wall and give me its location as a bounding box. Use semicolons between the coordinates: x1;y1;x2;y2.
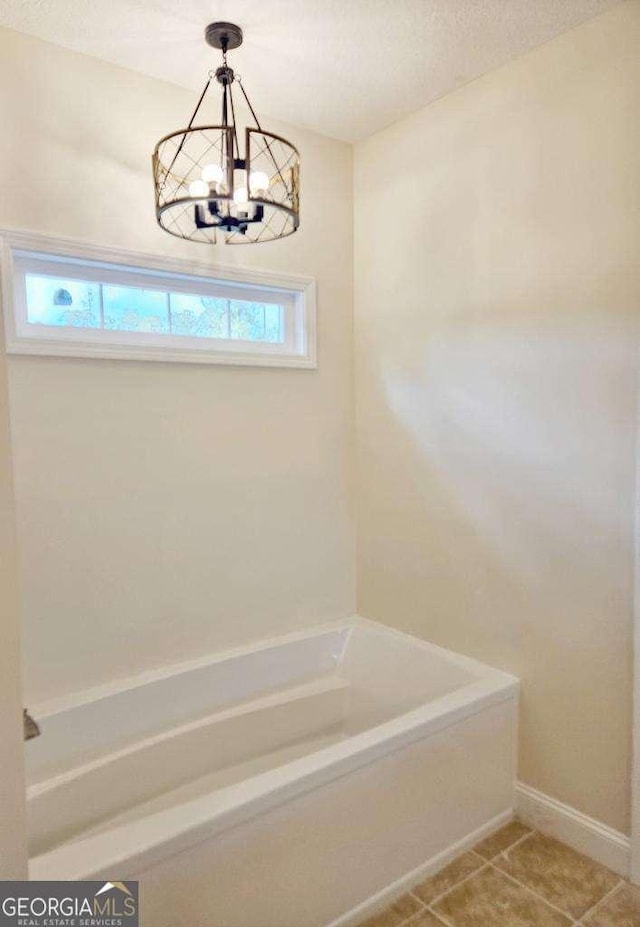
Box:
354;1;640;834
0;27;355;705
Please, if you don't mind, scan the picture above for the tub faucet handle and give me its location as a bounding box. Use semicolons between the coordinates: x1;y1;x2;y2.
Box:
23;708;40;741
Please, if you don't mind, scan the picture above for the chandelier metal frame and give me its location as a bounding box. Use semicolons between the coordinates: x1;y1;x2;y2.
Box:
152;23;300;245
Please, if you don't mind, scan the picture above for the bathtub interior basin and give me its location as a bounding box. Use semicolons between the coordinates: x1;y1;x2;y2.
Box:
26;617;518;884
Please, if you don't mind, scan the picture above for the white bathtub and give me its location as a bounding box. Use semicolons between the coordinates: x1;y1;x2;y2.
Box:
27;618;518;927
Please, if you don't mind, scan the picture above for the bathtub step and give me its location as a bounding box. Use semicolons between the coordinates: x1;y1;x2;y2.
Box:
28;676;350;856
76;728;347;842
26;625;351;787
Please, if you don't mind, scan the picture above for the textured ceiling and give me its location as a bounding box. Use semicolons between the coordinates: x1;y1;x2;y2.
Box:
0;0;621;141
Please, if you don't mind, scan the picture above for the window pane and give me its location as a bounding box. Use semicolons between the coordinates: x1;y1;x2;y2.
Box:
264;304;283;343
169;293;229;339
25;274;101;328
14;247;309;365
229;300;283;342
103;285;169;333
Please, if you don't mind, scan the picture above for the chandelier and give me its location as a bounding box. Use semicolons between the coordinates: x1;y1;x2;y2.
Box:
152;22;300;245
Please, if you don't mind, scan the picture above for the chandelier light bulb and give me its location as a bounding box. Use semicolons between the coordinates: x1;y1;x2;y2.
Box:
233;165;249;208
233;186;249;209
202;163;224;185
188;179;209;198
249;171;269;195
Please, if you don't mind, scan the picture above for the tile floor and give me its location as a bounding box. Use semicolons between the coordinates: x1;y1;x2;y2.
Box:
357;821;640;927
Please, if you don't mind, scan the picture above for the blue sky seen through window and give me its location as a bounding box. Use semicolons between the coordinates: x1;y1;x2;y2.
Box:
103;285;169;334
25;274;284;343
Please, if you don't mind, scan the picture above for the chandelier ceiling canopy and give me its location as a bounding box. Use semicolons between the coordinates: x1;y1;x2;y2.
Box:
152;22;300;245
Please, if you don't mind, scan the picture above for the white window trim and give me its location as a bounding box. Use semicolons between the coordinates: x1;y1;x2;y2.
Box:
0;229;317;369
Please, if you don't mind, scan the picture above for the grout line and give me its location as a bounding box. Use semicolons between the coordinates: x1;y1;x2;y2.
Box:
403;910;450;927
407;828;540;914
358;825;625;927
379;894;427;927
423;852;578;925
497;827;536;856
418;827;538;910
487;860;581;922
401;913;426;926
576;877;624;923
426;906;455;927
411;861;491;909
359;895;425;927
404;898;427;918
474;826;536;864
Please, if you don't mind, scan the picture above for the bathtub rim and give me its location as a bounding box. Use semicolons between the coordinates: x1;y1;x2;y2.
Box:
30;614;512;721
29;618;354;722
29;615;518;882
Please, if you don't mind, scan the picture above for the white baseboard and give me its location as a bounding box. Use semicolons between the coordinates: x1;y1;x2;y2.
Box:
327;786;631;927
516;781;630;878
326;808;513;927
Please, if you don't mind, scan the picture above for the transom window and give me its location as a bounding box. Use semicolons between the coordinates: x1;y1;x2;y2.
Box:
1;232;315;367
